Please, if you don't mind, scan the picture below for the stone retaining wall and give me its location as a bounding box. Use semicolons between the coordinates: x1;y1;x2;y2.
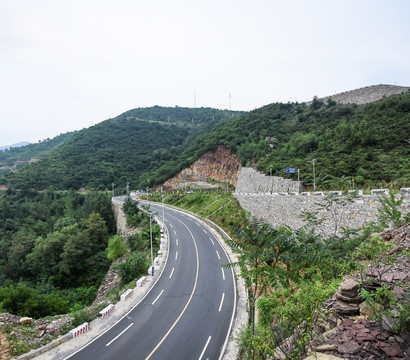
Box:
314;84;410;105
236;167;300;194
234;168;410;237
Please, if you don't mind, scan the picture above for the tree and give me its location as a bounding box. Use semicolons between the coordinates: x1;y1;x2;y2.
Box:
226;220;320;358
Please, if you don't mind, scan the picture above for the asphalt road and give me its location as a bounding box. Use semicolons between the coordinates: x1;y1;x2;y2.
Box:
66;202;236;360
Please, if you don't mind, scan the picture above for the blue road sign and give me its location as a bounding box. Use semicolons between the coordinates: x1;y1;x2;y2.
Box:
286;167;296;173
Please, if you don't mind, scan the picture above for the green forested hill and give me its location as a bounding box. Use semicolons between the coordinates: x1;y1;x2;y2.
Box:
0;132;75;175
122;105;239;125
144;93;410;189
2;95;409;192
1;107;241;191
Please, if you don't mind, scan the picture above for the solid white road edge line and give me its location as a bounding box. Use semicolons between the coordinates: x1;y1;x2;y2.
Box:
152;290;164;305
198;336;212;360
218;293;225;312
105;323;134;347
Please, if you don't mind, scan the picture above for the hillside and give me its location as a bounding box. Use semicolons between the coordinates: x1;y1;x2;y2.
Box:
0;133;74;175
144;91;410;190
1;107;241;191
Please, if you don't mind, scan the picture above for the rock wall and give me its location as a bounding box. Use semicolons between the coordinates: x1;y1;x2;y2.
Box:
316;84;409;105
234;169;410;237
236;167;301;194
163;145;241;190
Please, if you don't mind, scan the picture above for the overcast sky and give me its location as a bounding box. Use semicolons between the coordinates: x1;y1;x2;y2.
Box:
1;0;409;146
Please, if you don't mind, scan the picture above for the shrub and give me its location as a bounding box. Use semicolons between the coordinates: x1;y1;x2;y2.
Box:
107;235;127;261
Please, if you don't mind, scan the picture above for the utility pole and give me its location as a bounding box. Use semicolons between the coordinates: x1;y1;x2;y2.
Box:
112;183;115;197
126;182;129;196
146;187;149;204
269;168;273;194
310;159;316;191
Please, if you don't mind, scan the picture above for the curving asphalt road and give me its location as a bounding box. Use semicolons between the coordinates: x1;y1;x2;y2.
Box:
65;202;236;360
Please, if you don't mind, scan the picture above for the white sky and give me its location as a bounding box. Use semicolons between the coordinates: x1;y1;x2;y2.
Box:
0;0;409;146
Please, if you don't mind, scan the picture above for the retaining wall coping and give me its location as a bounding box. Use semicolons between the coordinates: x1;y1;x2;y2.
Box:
371;188;389;196
348;189;364;196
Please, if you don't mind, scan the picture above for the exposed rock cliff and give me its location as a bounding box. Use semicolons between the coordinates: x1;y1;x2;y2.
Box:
163;145;241;190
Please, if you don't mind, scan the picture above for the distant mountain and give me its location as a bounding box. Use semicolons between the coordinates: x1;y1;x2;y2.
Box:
0;142;30;151
1;106;242;190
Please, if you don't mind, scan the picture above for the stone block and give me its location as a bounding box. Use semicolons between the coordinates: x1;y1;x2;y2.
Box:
19;317;33;325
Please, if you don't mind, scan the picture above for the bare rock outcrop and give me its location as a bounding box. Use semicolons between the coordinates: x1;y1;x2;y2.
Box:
163;145;241;190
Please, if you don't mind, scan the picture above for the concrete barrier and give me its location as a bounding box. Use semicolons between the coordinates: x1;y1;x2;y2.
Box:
329;191;342;196
69;322;90;338
120;289;134;301
136;276;146;287
99;304;115;318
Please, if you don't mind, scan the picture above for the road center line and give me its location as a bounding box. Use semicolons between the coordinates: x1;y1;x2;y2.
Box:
105;323;134;347
198;336;212;360
216;250;221;260
152;290;164;305
145;213;200;360
173;230;176;235
176;239;179;246
175;251;178;260
169;268;175;279
221;268;225;280
218;293;225;312
202;229;207;234
209;237;215;246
